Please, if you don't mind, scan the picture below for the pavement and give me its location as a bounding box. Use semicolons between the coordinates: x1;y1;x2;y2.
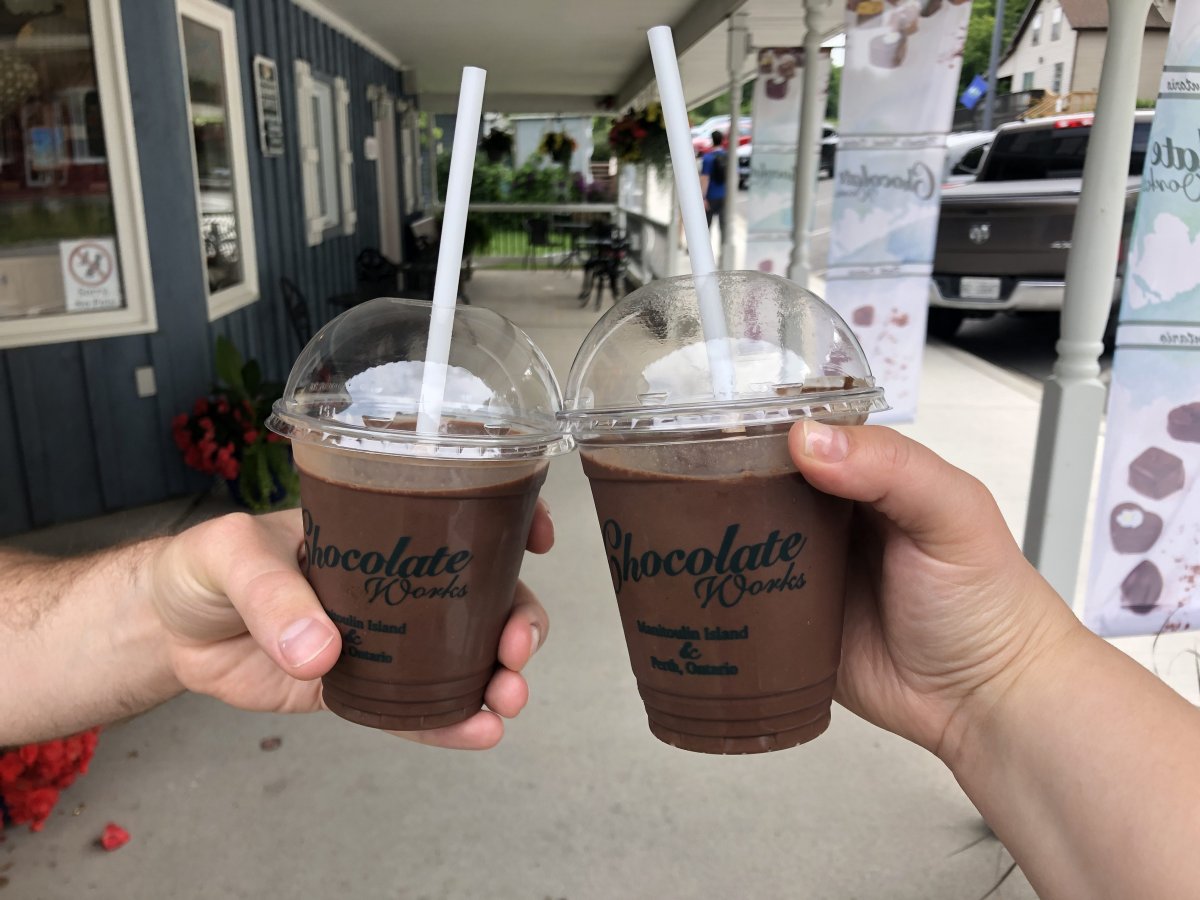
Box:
3;269;1196;900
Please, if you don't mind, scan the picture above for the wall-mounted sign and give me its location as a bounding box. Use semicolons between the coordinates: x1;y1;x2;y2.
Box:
254;55;284;157
59;238;122;312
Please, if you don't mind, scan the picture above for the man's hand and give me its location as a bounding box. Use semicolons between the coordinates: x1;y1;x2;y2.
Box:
151;504;552;749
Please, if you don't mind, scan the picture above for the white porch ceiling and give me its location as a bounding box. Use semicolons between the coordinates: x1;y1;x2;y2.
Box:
309;0;845;113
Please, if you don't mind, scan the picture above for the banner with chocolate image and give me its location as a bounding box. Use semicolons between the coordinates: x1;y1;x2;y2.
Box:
828;0;972;422
1086;2;1200;637
744;48;830;277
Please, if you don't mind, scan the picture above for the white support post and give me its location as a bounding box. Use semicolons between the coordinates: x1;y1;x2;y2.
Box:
787;0;828;288
1023;0;1152;601
721;12;750;270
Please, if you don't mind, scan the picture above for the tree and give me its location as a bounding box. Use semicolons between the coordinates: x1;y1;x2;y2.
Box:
826;64;841;122
959;0;1033;93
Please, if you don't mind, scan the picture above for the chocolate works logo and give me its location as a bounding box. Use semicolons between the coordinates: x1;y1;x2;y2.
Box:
602;519;808;608
302;509;472;605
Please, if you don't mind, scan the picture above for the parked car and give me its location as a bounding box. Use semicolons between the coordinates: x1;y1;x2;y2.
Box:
692;115;751;156
819;124;837;176
941;130;995;186
928;111;1153;338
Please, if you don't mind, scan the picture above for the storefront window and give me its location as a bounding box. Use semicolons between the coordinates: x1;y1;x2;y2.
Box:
0;0;154;350
0;1;120;322
179;0;257;320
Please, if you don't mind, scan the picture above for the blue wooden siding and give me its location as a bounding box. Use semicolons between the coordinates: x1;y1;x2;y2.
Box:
0;0;406;536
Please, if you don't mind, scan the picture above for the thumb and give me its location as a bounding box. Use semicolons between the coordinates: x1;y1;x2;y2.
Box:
789;421;1011;558
188;511;342;681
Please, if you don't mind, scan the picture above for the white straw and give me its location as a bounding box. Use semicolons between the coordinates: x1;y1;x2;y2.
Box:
416;66;487;435
647;25;736;400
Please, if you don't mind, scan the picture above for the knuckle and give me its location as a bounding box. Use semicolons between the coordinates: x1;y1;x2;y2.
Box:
876;433;913;473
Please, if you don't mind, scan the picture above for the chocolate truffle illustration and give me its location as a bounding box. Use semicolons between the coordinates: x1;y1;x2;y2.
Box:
852;306;875;327
855;0;885;25
1121;560;1163;614
869;30;907;67
1109;503;1163;554
765;77;789;100
889;1;920;34
1128;447;1185;500
1167;402;1200;443
921;0;943;15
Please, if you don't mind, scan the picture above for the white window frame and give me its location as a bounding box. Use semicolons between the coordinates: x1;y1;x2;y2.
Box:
1031;11;1042;46
1051;6;1062;41
295;59;355;246
177;0;259;322
0;0;155;350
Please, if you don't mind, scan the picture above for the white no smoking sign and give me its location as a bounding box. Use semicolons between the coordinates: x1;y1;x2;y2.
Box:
59;238;123;312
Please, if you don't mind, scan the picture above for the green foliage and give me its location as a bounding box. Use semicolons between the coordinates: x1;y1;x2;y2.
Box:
826;65;841;121
959;0;1032;93
212;336;297;513
1135;98;1157;109
592;116;613;159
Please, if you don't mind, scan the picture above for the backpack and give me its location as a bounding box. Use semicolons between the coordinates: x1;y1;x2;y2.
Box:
709;150;727;186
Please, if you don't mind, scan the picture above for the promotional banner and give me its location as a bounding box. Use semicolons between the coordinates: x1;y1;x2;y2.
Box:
744;48;829;276
1086;5;1200;638
827;0;972;421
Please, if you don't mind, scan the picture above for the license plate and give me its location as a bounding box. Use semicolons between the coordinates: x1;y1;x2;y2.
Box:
959;276;1001;300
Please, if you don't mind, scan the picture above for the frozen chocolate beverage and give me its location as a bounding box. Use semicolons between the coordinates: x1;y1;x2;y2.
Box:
269;297;572;732
561;271;887;754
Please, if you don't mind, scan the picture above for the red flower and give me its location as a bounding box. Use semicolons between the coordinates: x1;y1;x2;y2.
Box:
193;398;210;415
216;398;230;415
172;413;188;429
0;751;24;783
99;822;131;851
242;428;259;445
215;443;239;481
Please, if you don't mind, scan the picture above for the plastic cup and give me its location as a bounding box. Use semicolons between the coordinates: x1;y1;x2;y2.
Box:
268;298;572;731
560;271;888;754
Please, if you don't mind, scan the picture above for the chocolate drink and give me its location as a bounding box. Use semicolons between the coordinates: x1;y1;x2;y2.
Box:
297;459;546;731
581;430;853;754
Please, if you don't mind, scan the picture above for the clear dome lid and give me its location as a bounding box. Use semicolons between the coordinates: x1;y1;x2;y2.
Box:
268;297;573;459
560;271;888;438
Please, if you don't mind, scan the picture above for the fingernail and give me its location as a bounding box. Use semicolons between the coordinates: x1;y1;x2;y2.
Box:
530;624;542;656
802;421;848;463
279;617;335;667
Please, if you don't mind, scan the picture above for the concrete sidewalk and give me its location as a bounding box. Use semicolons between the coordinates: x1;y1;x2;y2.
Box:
3;270;1192;899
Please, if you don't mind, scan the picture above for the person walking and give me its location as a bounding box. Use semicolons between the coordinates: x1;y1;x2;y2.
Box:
699;129;728;234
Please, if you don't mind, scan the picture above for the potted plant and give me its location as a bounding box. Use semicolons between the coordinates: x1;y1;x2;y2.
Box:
172;336;298;512
539;130;577;166
480;127;513;163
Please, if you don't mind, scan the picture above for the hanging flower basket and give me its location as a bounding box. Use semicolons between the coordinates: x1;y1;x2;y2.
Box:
480;127;513;163
607;103;669;172
539;130;576;166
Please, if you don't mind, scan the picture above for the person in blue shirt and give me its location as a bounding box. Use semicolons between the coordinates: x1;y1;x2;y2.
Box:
699;129;728;233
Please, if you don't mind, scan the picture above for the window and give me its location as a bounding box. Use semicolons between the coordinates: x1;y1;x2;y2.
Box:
1052;62;1064;94
980;121;1152;182
1051;6;1063;41
0;0;154;350
179;0;258;321
1023;72;1035;91
295;60;356;246
1031;12;1042;46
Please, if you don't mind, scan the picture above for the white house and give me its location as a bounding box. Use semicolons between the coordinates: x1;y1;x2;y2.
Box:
998;0;1173;103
